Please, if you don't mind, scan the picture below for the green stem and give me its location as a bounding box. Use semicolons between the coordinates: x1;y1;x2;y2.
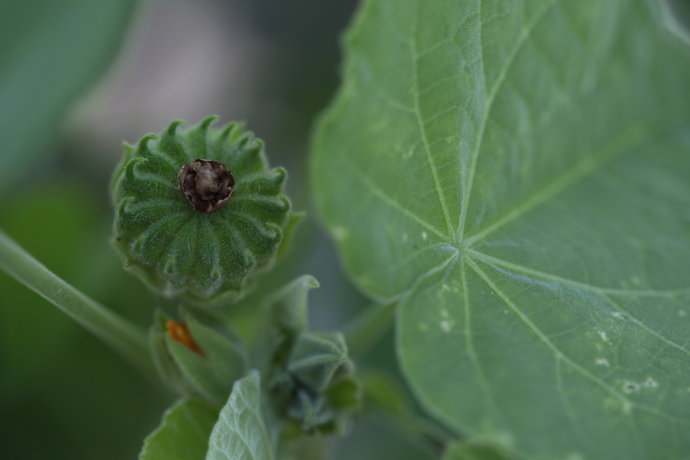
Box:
366;408;451;458
345;301;398;358
0;229;151;374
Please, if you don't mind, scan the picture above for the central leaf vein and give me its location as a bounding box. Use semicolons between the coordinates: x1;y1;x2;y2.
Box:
554;356;596;455
465;119;669;246
469;249;690;357
461;261;505;425
467;249;690;298
457;0;561;241
411;9;454;238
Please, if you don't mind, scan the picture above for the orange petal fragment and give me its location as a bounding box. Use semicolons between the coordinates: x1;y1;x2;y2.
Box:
166;319;205;356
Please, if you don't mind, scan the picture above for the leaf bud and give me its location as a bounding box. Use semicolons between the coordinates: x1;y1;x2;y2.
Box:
261;275;361;435
269;331;360;435
150;309;248;405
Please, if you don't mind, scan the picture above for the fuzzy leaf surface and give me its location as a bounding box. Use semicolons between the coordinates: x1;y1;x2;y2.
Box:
206;371;274;460
140;399;217;460
312;0;690;458
0;0;135;191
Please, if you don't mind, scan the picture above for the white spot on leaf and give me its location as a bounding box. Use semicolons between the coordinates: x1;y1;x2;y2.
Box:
595;358;610;367
331;226;348;240
597;330;609;342
621;399;632;414
607;396;633;415
421;232;428;240
644;377;658;388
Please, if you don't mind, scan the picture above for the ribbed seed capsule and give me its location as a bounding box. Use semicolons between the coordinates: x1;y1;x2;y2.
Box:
110;116;291;302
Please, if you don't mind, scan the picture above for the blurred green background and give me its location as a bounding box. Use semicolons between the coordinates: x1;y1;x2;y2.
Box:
0;0;440;459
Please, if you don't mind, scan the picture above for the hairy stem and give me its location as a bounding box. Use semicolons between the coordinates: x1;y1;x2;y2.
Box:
0;229;151;374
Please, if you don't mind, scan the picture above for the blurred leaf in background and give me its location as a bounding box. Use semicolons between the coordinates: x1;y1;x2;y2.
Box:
659;0;690;44
0;0;137;192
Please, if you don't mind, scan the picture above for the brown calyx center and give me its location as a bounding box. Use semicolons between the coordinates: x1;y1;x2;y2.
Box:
178;159;235;213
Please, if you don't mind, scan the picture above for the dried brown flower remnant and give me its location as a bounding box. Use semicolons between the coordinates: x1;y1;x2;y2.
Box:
166;319;205;356
178;159;235;213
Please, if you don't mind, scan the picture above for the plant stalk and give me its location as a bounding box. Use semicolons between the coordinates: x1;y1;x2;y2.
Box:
345;300;398;358
0;229;151;374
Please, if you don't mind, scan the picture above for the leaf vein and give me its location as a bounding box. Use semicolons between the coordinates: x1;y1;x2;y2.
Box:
458;0;561;240
340;153;450;242
467;256;690;426
554;356;596;456
461;260;505;425
467;257;629;401
411;11;455;238
468;249;690;299
465;120;663;246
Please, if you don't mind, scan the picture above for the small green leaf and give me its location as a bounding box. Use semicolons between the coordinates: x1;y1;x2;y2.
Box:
253;275;319;373
150;310;248;404
165;336;227;404
276;211;305;261
286;332;352;393
186;312;248;377
206;370;275;460
140;398;218;460
267;274;319;338
150;312;191;394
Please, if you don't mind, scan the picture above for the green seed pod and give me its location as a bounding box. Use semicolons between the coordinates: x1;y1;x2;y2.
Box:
111;116;290;302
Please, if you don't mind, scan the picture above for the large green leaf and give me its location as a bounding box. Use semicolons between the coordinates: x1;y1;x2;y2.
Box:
312;0;690;458
206;371;275;460
0;0;136;190
140;399;218;460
